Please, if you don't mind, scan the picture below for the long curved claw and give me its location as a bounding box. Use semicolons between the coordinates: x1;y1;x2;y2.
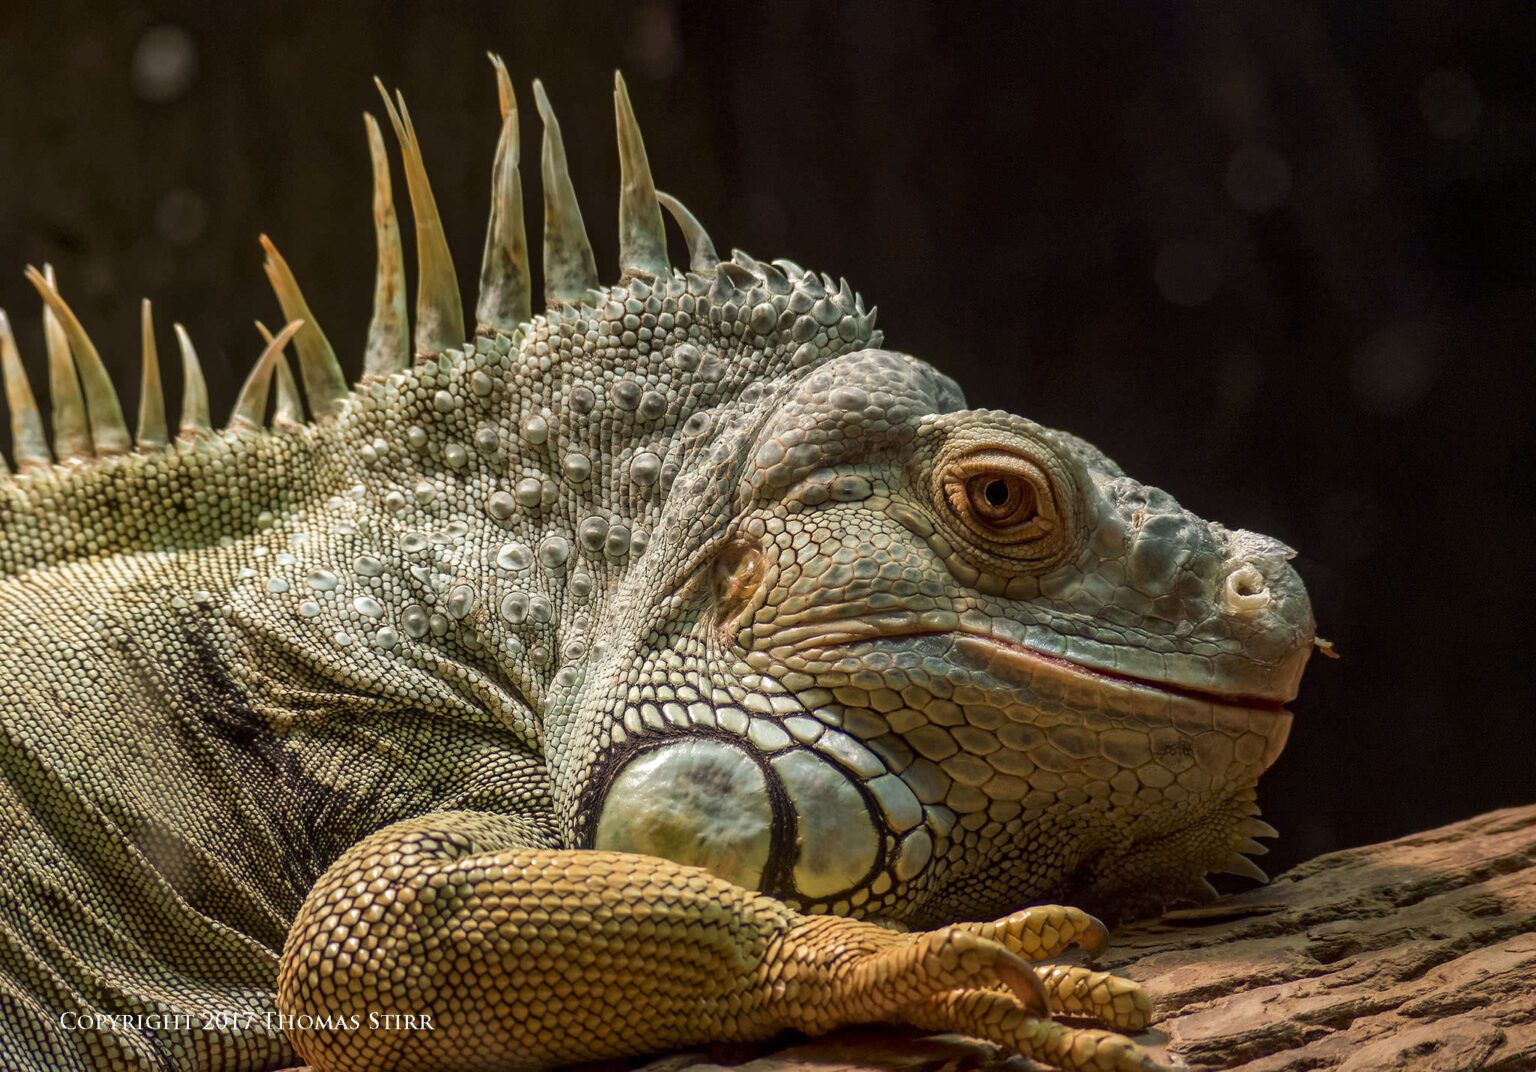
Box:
880;908;1159;1068
775;913;1160;1070
995;947;1054;1018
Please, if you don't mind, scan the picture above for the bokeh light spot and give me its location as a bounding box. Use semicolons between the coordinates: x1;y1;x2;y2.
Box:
155;188;208;246
131;25;198;104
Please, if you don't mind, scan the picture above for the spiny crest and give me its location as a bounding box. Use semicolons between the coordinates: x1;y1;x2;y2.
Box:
0;59;877;480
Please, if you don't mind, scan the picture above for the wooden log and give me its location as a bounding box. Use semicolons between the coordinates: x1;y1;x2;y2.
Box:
633;804;1536;1072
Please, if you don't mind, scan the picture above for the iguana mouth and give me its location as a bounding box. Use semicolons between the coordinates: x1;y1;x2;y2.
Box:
954;633;1293;714
798;630;1294;714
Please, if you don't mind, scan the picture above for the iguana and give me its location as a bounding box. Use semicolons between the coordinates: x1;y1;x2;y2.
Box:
0;60;1315;1072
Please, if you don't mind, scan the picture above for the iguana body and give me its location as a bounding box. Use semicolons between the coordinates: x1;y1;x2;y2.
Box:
0;64;1314;1072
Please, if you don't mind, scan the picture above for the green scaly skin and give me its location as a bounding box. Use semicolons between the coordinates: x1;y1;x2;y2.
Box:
0;65;1312;1072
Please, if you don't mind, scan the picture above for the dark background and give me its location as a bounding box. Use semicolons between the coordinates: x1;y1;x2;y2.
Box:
0;2;1531;874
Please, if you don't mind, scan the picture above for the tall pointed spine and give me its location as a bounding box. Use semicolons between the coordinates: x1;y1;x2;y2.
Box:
533;80;599;305
0;310;50;470
613;72;668;277
39;265;91;459
476;54;532;332
375;80;465;356
272;354;304;428
656;192;720;271
26;265;130;456
362;113;410;378
228;319;303;433
173;324;211;439
135;299;168;449
259;235;349;417
256;320;306;427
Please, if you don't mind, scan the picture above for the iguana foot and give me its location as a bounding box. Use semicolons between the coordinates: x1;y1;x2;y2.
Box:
778;907;1162;1071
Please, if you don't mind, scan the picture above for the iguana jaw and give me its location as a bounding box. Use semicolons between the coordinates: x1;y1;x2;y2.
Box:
946;632;1299;715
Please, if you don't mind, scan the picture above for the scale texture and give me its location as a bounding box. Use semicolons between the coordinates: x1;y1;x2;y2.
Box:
0;65;1316;1072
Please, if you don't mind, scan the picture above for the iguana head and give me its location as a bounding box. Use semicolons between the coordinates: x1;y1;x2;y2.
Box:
581;342;1313;924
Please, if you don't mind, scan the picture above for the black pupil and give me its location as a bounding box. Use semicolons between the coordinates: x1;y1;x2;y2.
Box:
984;479;1011;508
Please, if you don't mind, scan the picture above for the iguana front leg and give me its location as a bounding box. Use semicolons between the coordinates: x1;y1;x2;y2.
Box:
278;813;1162;1072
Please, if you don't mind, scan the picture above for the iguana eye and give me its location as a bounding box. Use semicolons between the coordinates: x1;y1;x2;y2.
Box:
967;474;1036;528
940;449;1058;547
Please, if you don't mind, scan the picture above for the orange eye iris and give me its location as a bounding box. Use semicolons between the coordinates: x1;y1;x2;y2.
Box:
934;444;1069;566
965;473;1037;528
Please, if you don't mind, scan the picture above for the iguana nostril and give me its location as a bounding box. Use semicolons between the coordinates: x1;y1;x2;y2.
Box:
1223;564;1271;615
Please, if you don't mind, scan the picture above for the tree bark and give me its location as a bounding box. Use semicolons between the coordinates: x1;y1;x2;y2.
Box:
635;804;1536;1072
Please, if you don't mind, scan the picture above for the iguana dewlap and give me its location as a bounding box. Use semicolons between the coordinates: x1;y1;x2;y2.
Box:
0;61;1314;1072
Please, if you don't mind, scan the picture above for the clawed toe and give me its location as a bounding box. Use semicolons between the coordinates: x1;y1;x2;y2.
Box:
905;989;1170;1072
992;947;1053;1017
960;904;1113;962
778;907;1163;1072
1037;964;1153;1032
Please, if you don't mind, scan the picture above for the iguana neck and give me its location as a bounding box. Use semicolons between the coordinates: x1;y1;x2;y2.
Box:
198;334;603;751
211;261;882;743
1;262;880;807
